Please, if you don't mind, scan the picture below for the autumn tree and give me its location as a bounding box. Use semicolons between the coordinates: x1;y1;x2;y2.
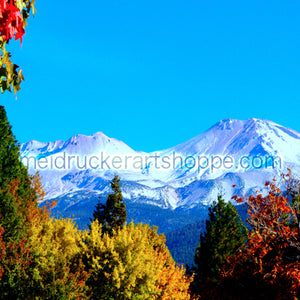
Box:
0;106;78;299
222;175;300;299
80;221;192;299
27;217;89;299
0;105;37;242
193;196;247;297
282;169;300;249
0;0;36;94
0;174;89;299
0;225;34;299
89;175;127;235
0;173;51;299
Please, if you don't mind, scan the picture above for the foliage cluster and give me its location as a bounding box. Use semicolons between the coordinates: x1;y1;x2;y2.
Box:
0;0;35;94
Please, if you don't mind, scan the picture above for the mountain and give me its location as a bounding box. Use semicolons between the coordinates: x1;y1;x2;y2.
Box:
21;118;300;231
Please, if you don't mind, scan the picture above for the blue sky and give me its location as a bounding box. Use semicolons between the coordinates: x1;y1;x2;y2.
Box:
1;0;300;151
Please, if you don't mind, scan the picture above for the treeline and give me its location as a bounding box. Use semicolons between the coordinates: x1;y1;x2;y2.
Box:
0;107;192;299
166;220;206;266
1;104;300;299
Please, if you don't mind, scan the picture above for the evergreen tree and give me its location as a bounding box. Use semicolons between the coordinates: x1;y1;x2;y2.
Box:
0;105;36;242
90;175;127;235
193;195;247;295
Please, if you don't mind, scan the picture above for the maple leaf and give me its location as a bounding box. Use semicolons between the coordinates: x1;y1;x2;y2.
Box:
0;0;24;43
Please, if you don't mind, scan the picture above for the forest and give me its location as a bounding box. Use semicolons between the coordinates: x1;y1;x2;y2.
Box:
0;105;300;299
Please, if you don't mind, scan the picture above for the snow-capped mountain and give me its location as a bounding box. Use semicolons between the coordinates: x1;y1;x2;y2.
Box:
20;118;300;213
21;131;138;157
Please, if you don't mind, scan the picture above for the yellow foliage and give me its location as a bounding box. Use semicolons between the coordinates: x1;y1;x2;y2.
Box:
28;217;81;277
27;216;88;298
5;173;191;299
27;174;81;270
80;221;192;299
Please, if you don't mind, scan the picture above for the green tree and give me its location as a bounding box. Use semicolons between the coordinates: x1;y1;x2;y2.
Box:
0;106;40;298
90;175;127;235
193;195;247;296
0;105;37;242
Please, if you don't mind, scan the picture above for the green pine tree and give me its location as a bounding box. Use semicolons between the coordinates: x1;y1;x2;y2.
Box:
0;105;37;242
193;195;247;294
89;175;127;235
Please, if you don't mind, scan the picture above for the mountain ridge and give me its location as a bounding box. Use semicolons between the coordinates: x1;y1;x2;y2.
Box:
21;118;300;211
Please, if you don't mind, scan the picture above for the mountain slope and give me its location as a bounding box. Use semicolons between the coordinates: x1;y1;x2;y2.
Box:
20;118;300;213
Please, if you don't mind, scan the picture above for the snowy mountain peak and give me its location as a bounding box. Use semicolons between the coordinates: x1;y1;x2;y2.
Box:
158;118;300;166
21;131;138;159
92;131;108;138
210;118;244;131
211;118;276;132
20;119;300;207
21;139;47;150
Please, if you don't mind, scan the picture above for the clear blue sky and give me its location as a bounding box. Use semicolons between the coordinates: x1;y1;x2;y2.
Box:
1;0;300;151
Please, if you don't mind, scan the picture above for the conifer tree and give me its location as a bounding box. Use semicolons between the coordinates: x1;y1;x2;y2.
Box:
193;195;247;295
0;105;36;242
90;175;127;235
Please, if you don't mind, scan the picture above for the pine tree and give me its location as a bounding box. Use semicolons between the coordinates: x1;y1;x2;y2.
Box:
0;106;36;242
90;175;127;235
193;195;247;295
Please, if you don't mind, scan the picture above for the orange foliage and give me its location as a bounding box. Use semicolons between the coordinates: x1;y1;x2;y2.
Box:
226;176;300;299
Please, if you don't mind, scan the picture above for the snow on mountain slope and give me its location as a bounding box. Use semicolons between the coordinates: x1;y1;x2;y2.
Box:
20;118;300;208
21;132;153;199
148;118;300;185
159;118;300;160
21;131;138;157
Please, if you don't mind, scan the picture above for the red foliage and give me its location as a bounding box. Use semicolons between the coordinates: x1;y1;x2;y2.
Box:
226;179;300;299
0;225;33;294
0;0;25;43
